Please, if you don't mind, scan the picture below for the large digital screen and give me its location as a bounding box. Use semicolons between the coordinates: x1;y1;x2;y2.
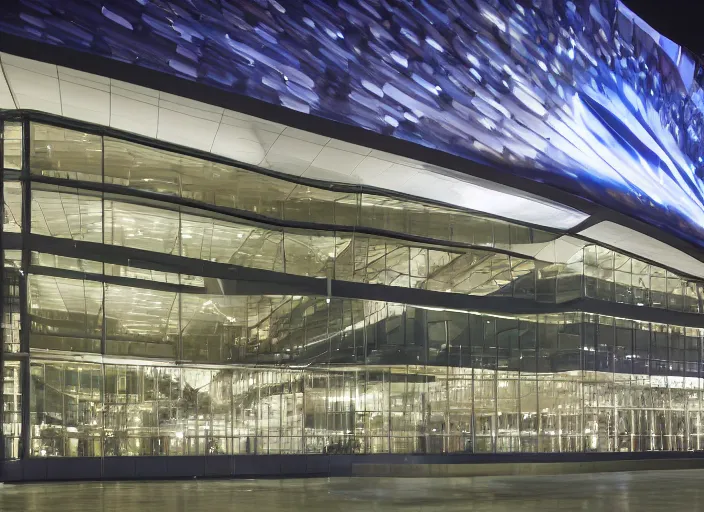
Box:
2;1;704;246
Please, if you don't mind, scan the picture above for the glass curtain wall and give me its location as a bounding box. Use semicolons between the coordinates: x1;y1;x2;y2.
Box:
3;115;704;463
18;121;703;310
29;123;555;251
25;307;704;457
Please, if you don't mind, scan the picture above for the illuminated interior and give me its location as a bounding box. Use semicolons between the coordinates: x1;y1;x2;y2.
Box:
2;0;704;476
4;116;704;461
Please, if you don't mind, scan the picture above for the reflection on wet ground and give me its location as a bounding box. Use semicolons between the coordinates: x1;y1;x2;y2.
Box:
1;469;703;511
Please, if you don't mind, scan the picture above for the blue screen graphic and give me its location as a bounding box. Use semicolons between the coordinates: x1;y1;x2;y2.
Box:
2;1;704;246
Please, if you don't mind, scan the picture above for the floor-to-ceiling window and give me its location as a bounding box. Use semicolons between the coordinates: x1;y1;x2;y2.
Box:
3;114;704;461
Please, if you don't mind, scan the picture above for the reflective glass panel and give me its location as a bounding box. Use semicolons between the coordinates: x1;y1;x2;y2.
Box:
31;186;102;243
30;124;102;181
2;181;22;233
3;122;22;170
28;274;102;352
104;283;179;358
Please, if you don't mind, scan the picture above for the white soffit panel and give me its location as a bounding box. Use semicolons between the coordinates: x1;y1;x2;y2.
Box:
0;63;16;109
579;221;704;279
0;52;588;230
2;60;62;115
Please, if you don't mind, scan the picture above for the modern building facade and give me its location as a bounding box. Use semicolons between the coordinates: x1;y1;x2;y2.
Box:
3;0;704;479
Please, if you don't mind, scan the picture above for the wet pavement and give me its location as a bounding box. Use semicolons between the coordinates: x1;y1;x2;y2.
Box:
1;469;703;511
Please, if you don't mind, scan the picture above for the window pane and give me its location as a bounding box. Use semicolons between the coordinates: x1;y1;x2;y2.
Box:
409;247;428;289
3;253;21;353
667;272;685;312
28;274;102;353
104;199;179;254
104;138;181;196
685;281;699;314
632;260;650;306
284;230;335;278
105;262;187;286
215;168;293;219
3;181;22;233
652;323;669;375
180;294;248;363
284;184;351;225
633;321;650;374
3;122;22;170
358;195;409;236
614;254;632;304
30;361;103;457
651;267;667;308
104;283;178;358
181;212;284;271
426;250;470;293
615;319;633;374
596;247;614;301
428;251;508;296
32;186;102;242
31;252;103;274
105;137;297;219
30;123;102;181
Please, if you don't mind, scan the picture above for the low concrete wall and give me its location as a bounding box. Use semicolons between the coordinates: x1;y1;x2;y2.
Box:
4;452;704;482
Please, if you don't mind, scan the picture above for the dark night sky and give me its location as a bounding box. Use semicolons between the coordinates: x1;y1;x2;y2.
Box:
624;0;704;56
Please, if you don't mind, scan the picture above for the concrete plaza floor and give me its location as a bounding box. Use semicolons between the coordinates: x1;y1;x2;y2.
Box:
1;469;702;511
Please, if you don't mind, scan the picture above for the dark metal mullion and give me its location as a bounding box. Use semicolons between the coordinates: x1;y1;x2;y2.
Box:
0;117;5;461
19;117;31;459
24;233;323;289
178;204;183;362
28;264;203;294
101;134;106;358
